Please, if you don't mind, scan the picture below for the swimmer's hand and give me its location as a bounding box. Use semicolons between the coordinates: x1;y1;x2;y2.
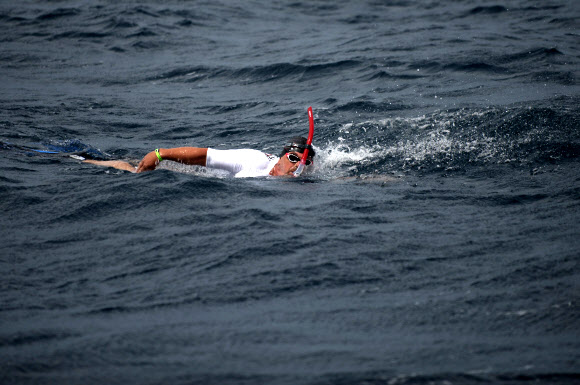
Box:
136;151;160;173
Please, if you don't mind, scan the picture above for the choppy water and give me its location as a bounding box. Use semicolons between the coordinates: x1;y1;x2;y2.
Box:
1;1;579;384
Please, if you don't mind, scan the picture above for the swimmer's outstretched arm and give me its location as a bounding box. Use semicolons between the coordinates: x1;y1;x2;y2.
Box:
136;147;208;173
83;159;138;172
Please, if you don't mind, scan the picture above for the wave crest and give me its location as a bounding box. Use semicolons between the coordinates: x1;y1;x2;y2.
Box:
316;100;580;176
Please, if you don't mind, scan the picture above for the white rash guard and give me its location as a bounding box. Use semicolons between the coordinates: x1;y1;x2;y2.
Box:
205;148;279;178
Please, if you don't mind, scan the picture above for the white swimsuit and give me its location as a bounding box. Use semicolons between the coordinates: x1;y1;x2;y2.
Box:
205;148;279;178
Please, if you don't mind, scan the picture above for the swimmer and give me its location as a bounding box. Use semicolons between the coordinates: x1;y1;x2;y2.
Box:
84;136;315;178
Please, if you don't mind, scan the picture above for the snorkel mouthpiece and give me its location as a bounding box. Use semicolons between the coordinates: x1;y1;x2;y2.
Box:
293;107;314;177
293;158;306;177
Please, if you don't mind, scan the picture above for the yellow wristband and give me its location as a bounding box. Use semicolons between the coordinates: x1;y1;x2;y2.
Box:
155;149;163;162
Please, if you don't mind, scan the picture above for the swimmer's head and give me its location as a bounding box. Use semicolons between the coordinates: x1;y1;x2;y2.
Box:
268;136;315;177
279;136;315;159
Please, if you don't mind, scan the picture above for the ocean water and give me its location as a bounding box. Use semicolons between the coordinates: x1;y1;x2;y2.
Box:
1;0;579;384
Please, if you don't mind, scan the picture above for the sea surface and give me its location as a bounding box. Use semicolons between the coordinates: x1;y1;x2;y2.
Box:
1;1;579;384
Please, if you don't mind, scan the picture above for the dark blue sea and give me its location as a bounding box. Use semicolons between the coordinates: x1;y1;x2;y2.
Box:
1;1;579;384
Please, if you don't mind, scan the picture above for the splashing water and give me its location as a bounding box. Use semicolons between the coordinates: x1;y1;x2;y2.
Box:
314;103;579;177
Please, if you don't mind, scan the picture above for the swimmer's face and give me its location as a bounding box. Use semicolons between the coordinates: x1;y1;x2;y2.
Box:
269;151;313;176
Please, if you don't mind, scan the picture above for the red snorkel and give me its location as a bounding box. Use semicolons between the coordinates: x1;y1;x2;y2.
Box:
293;106;315;177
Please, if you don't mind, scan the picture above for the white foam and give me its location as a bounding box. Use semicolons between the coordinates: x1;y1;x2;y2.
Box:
315;107;519;174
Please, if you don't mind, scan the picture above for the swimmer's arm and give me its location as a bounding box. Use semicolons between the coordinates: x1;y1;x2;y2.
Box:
136;147;208;173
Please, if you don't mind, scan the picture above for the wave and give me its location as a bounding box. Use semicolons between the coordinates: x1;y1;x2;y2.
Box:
315;99;580;177
465;6;508;16
314;371;580;385
141;44;571;89
36;8;81;21
49;31;109;40
0;4;211;48
462;4;563;18
407;47;568;78
147;60;362;84
335;100;412;113
0;329;79;347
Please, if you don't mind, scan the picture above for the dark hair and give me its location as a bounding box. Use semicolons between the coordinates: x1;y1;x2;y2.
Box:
279;136;315;158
